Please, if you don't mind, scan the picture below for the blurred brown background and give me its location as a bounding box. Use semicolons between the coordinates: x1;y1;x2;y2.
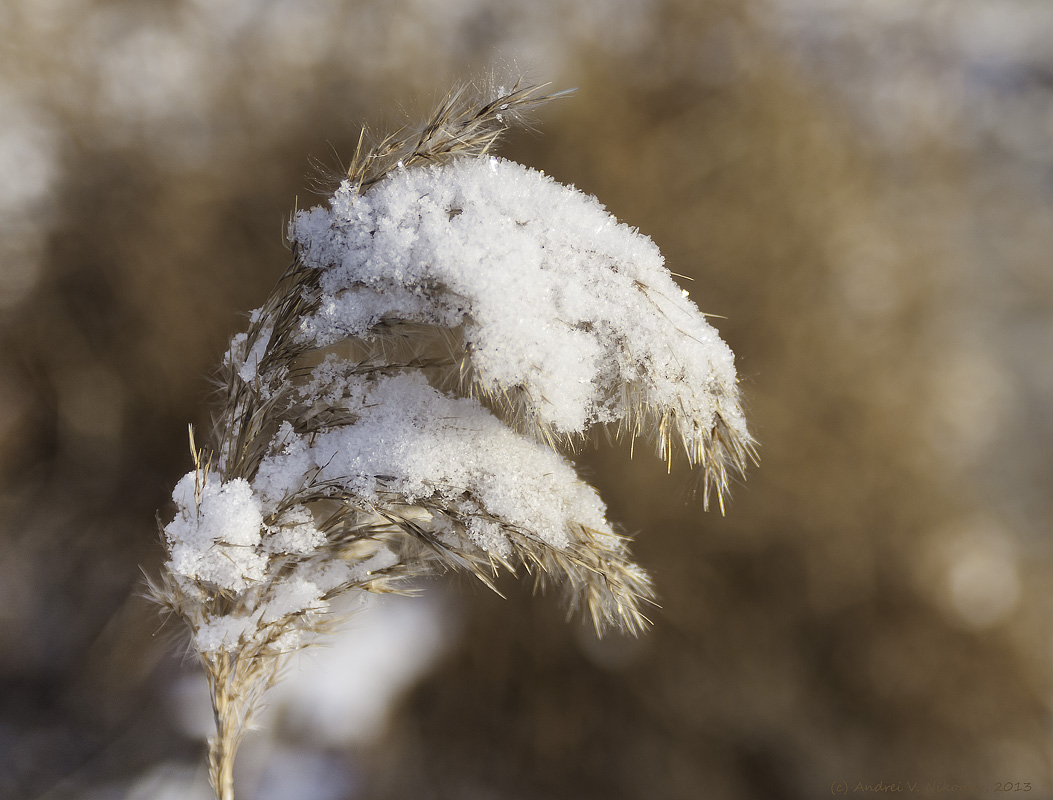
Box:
2;1;1052;798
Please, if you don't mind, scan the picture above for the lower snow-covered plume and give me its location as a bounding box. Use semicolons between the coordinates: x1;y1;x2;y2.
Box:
151;81;753;800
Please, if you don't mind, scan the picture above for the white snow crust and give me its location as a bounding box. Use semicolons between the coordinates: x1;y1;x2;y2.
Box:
290;156;746;443
253;372;613;555
164;473;266;593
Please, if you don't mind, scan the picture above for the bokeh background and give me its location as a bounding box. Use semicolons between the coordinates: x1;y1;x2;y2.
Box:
3;0;1053;798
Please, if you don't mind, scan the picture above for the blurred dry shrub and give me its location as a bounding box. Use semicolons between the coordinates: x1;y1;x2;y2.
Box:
1;0;1051;798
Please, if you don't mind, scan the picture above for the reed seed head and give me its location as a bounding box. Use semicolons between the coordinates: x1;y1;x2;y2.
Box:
150;80;753;800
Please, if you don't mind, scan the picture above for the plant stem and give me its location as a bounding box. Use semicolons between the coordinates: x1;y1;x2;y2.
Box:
207;654;241;800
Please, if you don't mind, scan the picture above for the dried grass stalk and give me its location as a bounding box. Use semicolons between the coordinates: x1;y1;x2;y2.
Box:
150;80;752;800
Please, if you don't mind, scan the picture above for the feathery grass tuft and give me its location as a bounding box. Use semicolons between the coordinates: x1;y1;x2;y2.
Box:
150;81;752;800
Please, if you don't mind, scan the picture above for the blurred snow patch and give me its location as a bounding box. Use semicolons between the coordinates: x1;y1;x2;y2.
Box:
952;3;1053;66
0;97;57;216
919;515;1021;630
80;761;214;800
765;0;1053;154
926;347;1014;469
125;763;214;800
168;667;216;741
253;747;356;800
264;589;456;746
169;589;457;747
0;92;59;308
95;25;210;123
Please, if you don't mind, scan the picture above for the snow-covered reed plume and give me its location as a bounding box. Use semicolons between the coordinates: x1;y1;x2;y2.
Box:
150;82;753;800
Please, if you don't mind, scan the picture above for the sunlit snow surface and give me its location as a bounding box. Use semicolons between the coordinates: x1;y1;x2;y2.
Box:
292;156;745;446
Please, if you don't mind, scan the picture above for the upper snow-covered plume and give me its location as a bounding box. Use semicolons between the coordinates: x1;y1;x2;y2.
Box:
292;154;750;504
151;82;753;800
